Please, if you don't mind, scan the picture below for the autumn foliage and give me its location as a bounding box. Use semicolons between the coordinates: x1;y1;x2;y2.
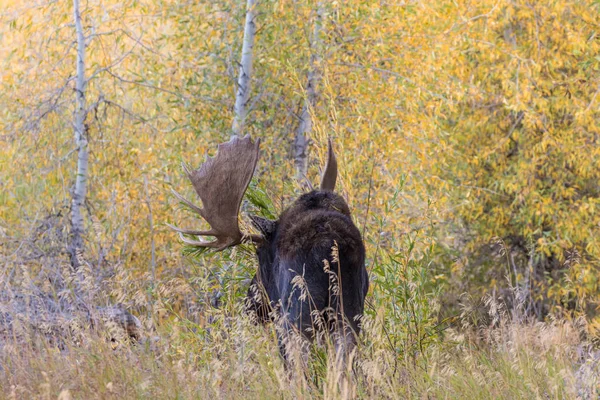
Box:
0;0;599;397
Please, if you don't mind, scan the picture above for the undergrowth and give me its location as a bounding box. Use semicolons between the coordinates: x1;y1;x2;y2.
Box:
0;211;598;399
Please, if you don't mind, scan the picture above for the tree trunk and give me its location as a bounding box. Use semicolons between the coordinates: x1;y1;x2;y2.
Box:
232;0;257;135
294;3;323;182
69;0;89;269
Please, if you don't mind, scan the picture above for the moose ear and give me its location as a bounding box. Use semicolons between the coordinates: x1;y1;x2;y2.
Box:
320;138;337;191
249;215;277;237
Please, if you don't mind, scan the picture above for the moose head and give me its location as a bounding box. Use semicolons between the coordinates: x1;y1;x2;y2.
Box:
170;136;368;362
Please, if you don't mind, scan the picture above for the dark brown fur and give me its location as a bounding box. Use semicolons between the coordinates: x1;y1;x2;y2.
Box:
246;190;368;359
171;136;367;361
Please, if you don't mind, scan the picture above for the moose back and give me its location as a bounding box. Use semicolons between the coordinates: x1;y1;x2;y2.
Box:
169;136;368;359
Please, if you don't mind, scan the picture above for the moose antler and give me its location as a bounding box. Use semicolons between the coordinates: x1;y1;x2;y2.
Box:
168;135;261;250
320;138;338;191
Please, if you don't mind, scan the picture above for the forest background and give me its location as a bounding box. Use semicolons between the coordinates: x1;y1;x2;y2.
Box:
0;0;599;398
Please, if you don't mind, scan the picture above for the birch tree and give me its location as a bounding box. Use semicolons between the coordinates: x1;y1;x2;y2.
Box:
69;0;89;269
294;3;323;182
232;0;257;135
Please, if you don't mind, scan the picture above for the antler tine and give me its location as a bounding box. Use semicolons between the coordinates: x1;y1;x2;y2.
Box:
177;232;225;249
170;135;261;250
320;138;338;191
171;188;204;216
165;222;215;236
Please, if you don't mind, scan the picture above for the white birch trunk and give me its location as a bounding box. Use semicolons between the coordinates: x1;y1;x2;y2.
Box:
294;2;323;182
232;0;257;135
69;0;89;268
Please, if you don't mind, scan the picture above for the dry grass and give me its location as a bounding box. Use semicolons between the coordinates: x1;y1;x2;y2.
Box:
1;1;599;397
0;309;598;399
0;213;599;399
1;248;598;399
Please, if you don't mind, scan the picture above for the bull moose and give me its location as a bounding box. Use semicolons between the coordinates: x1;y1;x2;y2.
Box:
169;136;368;362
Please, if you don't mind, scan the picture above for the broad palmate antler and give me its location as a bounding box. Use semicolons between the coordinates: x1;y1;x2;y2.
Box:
168;135;261;250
